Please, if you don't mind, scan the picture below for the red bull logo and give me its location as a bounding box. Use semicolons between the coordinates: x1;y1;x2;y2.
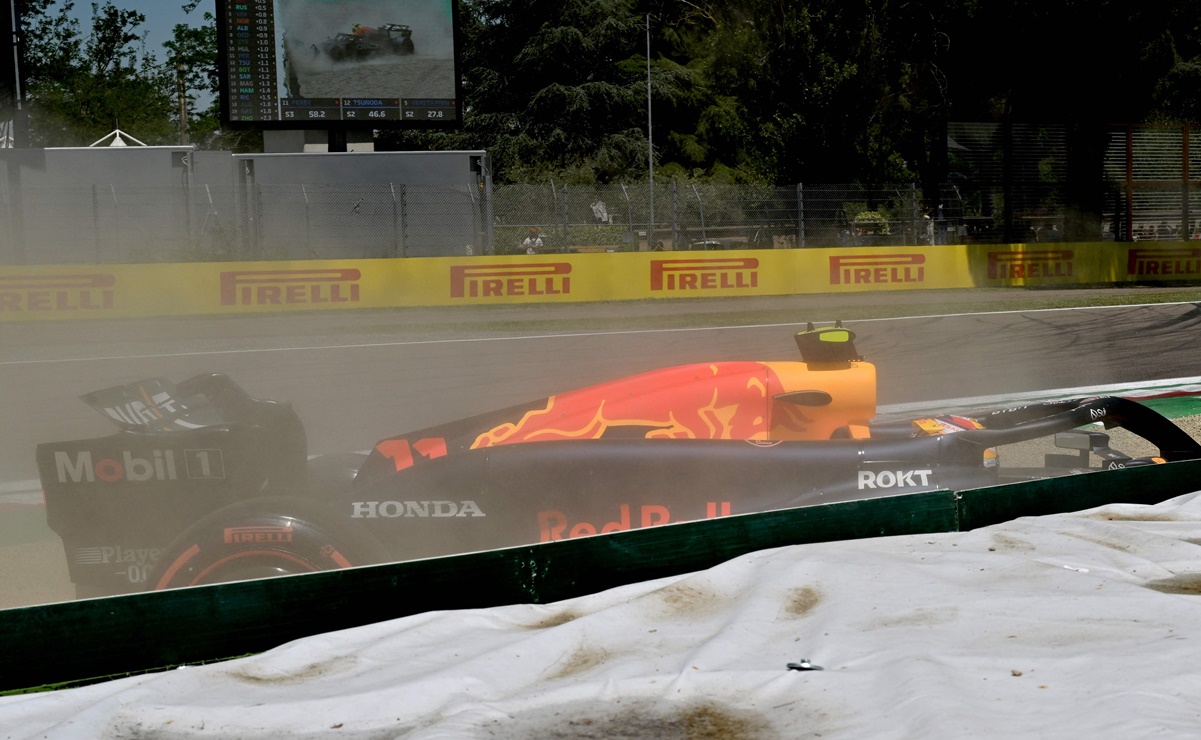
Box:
1127;247;1201;277
538;501;732;542
450;263;571;298
829;254;925;285
472;362;780;448
0;274;115;312
650;258;760;291
987;250;1074;279
219;268;361;306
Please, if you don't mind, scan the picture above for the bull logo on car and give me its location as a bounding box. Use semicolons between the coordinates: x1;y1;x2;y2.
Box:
469;361;874;448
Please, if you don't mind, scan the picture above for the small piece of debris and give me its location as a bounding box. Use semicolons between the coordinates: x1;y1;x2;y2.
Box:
1011;669;1023;677
787;660;823;671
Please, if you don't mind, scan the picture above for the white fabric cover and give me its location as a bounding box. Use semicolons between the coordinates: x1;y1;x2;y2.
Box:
5;491;1201;739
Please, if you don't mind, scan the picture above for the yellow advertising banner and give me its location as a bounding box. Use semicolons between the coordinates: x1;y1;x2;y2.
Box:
1;242;1199;321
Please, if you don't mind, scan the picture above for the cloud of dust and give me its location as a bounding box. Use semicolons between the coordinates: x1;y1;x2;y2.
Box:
277;0;455;59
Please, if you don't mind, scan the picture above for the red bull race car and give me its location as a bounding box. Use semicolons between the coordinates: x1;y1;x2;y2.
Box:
37;325;1201;598
320;23;415;61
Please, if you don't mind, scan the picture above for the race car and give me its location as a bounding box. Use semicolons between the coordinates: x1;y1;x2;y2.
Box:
320;23;415;62
37;325;1201;598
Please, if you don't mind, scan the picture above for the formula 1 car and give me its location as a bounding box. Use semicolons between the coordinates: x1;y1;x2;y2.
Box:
37;325;1201;598
320;23;415;62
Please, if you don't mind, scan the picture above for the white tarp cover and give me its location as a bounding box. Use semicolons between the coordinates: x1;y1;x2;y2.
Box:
5;491;1201;739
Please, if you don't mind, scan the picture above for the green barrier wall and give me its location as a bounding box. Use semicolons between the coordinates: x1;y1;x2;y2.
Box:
3;460;1200;694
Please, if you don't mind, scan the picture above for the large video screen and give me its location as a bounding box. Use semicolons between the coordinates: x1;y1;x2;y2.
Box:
217;0;460;128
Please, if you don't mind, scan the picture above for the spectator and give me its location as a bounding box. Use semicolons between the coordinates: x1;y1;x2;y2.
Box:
521;228;544;254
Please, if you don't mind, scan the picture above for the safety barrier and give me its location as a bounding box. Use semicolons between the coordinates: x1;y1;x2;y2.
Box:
2;459;1200;694
1;242;1200;321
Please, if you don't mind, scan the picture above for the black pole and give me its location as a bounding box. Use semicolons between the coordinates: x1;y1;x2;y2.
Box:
327;129;347;153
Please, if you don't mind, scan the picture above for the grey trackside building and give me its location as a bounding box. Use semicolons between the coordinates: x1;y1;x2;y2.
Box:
0;147;491;264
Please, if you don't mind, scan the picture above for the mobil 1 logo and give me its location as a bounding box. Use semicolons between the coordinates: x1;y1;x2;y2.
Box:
52;447;225;484
184;448;225;479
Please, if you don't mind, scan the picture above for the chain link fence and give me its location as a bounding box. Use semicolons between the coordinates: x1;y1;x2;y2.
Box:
7;123;1201;265
0;179;1004;265
8;169;1199;266
490;182;956;252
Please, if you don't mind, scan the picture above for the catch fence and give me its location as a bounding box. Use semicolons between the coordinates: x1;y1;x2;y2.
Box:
3;156;1199;265
0;181;976;265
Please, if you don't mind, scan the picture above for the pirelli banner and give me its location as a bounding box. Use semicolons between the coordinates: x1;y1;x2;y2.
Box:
1;242;1198;320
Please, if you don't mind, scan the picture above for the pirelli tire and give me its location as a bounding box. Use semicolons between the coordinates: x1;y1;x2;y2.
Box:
147;497;388;591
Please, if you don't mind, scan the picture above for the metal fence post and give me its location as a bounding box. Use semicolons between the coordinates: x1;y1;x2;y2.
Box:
302;185;312;257
92;184;101;260
109;185;118;261
797;183;805;248
8;171;23;264
910;183;918;245
561;184;570;246
620;184;633;249
670;182;679;249
180;180;192;260
692;184;707;246
484;173;494;255
400;184;409;257
253;183;264;258
389;183;399;257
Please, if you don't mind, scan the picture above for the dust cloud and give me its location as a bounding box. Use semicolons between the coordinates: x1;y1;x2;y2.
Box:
276;0;456;99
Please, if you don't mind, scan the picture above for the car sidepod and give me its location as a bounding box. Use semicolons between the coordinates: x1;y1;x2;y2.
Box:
339;434;997;563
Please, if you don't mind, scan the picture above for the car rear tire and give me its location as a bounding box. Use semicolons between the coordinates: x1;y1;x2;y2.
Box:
147;497;388;591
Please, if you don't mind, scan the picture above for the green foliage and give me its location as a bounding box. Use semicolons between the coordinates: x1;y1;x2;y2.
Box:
849;208;890;235
18;0;1201;183
21;0;176;145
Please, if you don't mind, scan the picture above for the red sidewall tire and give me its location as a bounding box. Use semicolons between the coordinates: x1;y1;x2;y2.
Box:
148;497;387;591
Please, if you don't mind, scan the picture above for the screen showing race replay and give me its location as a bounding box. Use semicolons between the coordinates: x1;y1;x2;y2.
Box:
217;0;460;127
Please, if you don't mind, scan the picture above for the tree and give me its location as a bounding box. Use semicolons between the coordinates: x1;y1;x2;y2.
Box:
381;0;657;183
162;11;217;145
20;0;175;146
941;1;1201;239
653;0;964;187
